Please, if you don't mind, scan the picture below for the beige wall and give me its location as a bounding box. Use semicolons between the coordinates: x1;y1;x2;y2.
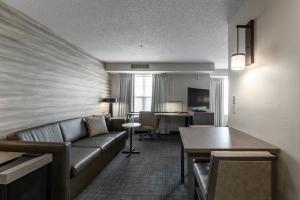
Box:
228;0;300;199
0;2;109;137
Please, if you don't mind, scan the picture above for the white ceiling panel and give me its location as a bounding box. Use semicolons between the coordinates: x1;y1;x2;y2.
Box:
3;0;244;68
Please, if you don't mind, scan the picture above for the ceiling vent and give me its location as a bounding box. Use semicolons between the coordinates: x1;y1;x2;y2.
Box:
131;64;149;69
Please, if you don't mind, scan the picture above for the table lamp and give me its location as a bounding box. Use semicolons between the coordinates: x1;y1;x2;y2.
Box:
167;101;184;113
101;97;118;117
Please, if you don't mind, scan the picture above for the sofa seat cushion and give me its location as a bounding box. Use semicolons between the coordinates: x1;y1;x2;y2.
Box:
108;131;127;141
70;147;101;177
59;118;88;142
193;163;210;197
72;135;115;151
15;123;64;142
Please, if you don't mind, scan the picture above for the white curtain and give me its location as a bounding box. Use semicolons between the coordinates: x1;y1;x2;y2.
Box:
118;74;134;117
151;74;170;112
210;78;224;127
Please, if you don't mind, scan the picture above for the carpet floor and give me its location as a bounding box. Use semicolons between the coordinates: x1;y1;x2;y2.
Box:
76;134;187;200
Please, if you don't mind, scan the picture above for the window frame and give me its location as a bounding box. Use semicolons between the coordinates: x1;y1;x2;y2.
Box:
134;74;153;112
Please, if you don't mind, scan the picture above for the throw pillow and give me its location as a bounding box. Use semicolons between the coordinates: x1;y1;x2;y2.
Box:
85;116;109;137
93;114;112;129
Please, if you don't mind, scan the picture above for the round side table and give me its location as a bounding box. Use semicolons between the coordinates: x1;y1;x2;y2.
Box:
122;123;141;157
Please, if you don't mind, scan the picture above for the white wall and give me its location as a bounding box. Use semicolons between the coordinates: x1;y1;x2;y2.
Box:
106;63;215;73
167;74;210;132
168;74;210;111
228;0;300;199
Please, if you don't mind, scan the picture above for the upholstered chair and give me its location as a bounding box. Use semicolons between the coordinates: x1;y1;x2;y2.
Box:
193;151;276;200
138;111;159;140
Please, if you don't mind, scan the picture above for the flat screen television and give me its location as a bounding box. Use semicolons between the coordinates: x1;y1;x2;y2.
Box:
188;88;210;111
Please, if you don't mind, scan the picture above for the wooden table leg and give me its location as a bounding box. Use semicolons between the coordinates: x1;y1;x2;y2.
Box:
181;139;184;184
184;116;189;127
184;116;193;127
188;154;195;200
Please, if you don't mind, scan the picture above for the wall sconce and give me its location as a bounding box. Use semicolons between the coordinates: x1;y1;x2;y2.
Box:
231;20;254;70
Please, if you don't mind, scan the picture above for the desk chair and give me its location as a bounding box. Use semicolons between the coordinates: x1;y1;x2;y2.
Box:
193;151;275;200
139;111;159;141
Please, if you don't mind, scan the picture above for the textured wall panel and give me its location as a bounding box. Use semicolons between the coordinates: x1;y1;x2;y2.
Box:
0;2;109;137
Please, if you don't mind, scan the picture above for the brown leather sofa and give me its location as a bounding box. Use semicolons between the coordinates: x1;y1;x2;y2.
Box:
0;116;127;200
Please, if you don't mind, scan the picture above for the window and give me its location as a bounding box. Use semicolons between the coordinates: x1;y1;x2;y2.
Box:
223;77;229;115
134;75;152;112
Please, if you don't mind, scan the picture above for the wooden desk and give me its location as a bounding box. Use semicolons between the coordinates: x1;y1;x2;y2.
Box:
179;127;279;200
127;112;193;117
154;112;193;117
127;112;193;127
155;113;193;127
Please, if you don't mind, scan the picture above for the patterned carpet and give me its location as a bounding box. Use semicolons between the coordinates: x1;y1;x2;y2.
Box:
76;134;187;200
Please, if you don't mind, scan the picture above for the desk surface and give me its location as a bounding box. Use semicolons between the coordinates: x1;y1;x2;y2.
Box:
127;112;193;117
155;112;193;117
179;127;279;154
122;123;141;128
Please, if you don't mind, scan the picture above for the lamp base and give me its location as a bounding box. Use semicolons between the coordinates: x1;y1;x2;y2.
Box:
109;103;113;117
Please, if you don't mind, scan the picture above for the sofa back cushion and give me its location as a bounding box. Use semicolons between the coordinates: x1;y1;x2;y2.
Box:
15;123;64;142
59;118;88;142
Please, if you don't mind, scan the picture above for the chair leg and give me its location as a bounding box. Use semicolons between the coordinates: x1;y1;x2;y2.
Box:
150;131;154;141
157;130;161;139
139;130;157;141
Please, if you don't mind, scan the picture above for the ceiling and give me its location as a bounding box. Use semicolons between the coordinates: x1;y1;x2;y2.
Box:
4;0;244;69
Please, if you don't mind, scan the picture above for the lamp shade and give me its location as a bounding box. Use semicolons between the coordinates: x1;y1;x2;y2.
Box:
231;53;246;70
101;97;118;103
167;101;184;112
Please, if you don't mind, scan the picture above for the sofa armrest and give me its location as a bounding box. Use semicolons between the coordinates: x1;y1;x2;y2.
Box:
109;118;126;131
0;140;71;200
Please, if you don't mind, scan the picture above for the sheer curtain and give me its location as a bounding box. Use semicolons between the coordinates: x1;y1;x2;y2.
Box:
210;78;224;127
118;74;134;117
151;74;170;112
